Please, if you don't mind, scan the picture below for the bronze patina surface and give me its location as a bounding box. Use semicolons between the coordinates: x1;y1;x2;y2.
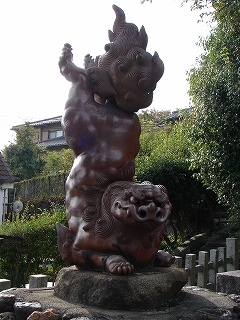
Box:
57;5;174;275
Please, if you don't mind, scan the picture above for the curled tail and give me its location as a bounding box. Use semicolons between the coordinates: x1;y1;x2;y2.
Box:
56;222;75;264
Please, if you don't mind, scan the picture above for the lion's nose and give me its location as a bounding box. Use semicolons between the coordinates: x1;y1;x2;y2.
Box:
138;203;162;222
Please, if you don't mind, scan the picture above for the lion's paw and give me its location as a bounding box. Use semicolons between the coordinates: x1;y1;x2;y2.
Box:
105;255;134;275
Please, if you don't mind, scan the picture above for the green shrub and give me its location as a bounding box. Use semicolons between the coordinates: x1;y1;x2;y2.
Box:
0;205;68;287
15;173;67;203
135;122;219;244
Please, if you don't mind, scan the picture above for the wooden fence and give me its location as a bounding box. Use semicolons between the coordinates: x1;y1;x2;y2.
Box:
174;238;239;291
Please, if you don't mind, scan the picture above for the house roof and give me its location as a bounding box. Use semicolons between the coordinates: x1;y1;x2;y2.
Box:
29;116;62;127
0;153;15;184
156;108;192;126
12;116;62;129
39;136;68;148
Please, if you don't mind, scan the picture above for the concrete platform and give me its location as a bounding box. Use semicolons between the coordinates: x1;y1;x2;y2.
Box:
2;286;239;319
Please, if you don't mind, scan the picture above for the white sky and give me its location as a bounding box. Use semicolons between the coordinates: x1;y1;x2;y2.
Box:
0;0;211;151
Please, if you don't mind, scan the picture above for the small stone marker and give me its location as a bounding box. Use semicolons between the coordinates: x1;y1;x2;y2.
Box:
216;270;240;295
29;274;48;289
0;279;11;291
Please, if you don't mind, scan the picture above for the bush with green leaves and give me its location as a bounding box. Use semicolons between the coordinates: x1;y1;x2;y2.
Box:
135;122;219;245
42;149;74;175
3;123;46;181
186;0;240;217
15;173;67;204
0;205;68;287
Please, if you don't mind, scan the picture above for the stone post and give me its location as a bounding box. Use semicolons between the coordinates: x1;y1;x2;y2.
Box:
197;251;208;288
0;279;11;291
29;274;48;288
218;247;226;273
226;238;239;271
209;249;219;291
185;254;196;286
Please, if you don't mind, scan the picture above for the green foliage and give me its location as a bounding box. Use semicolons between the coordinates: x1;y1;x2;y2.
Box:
135;122;208;242
42;149;74;175
3;123;46;180
186;1;240;215
137;109;171;130
0;205;68;287
15;173;67;207
182;0;239;22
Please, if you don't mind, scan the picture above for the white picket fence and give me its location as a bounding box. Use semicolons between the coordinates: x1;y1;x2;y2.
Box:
174;238;239;291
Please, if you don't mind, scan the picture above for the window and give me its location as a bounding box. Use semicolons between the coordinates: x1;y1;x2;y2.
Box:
48;130;63;139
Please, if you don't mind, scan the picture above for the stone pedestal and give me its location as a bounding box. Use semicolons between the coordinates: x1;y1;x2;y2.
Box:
54;266;188;311
216;270;240;294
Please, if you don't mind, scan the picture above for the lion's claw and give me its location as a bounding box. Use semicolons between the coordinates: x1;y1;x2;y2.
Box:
105;255;134;275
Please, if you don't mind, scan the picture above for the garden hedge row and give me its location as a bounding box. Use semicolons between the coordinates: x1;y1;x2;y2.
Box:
0;206;68;287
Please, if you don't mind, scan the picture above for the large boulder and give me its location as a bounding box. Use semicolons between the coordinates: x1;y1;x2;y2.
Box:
54;266;188;311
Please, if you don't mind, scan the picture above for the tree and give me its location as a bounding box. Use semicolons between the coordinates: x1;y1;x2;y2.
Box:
137;108;171;130
42;148;74;175
3;123;46;180
135;121;216;243
186;1;240;213
142;0;237;20
182;0;238;16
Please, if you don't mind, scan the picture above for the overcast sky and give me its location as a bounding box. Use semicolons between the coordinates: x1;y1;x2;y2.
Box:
0;0;211;150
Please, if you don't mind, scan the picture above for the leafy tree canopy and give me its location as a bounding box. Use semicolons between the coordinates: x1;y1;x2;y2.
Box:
42;148;74;175
3;123;46;181
142;0;238;23
182;0;239;21
186;0;240;212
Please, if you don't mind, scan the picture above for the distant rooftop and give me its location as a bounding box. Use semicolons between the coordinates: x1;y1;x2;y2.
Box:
0;153;15;184
39;136;68;148
156;108;192;126
12;116;62;129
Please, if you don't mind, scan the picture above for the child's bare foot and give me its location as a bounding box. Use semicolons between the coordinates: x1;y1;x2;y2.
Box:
154;250;175;267
105;255;134;275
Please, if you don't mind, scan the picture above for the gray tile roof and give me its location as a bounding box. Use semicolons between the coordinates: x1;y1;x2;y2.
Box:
30;116;62;127
0;153;15;184
156;108;192;126
39;136;68;148
13;116;62;129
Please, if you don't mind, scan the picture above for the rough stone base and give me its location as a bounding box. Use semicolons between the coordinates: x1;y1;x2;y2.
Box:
2;286;240;319
217;271;240;295
54;266;188;311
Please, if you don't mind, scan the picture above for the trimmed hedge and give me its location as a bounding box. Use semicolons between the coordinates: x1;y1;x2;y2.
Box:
0;206;68;287
15;173;67;202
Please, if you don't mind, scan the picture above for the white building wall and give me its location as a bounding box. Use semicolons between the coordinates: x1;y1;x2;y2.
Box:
0;183;13;224
0;188;3;224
